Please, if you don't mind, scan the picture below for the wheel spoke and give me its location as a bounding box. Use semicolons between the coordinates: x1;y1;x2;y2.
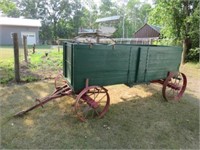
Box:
94;109;100;116
83;106;92;118
97;93;106;103
163;72;187;101
75;86;110;121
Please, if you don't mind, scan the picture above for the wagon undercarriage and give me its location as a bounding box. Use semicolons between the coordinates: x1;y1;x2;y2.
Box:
15;71;187;122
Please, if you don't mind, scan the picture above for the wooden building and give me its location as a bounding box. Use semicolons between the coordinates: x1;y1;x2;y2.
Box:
132;23;161;44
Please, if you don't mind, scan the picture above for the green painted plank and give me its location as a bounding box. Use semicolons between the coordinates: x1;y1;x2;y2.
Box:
63;43;182;93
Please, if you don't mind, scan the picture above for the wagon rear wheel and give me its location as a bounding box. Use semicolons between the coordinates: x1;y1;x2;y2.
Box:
162;72;187;101
75;86;110;122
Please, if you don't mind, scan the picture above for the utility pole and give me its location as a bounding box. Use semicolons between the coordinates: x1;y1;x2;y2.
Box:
122;14;125;39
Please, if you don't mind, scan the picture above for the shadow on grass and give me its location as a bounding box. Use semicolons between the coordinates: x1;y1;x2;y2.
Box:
0;82;199;149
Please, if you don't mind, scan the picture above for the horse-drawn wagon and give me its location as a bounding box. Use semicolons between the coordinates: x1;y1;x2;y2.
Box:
15;43;187;121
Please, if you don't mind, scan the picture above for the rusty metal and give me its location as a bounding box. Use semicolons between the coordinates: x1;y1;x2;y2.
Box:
14;74;110;122
75;85;110;122
14;83;72;116
151;72;187;101
162;72;187;101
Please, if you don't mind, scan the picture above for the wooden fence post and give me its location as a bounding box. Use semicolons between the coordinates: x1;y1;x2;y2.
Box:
32;44;36;54
23;35;28;63
57;39;60;52
12;33;20;82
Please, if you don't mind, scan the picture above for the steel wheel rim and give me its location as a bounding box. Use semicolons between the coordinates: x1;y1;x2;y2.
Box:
162;72;187;101
75;86;110;122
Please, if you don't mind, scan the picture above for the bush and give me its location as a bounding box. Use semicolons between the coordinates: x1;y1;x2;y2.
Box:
152;38;182;46
186;48;200;62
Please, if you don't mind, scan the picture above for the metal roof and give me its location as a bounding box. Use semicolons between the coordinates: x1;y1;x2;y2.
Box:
0;17;41;27
95;15;120;23
149;25;161;33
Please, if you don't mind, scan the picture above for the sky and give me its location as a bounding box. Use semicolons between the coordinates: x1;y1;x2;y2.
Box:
81;0;154;11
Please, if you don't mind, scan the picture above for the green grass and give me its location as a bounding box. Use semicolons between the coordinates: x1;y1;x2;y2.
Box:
0;81;199;149
0;46;62;84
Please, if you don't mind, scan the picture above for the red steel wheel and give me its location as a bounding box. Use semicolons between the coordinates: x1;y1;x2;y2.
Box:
162;72;187;101
75;86;110;122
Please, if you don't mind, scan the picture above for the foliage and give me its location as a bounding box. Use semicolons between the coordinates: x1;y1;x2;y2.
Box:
0;0;20;17
187;3;200;49
99;0;118;17
149;0;199;46
1;0;153;41
186;48;200;62
0;60;14;84
152;38;182;46
148;0;199;62
126;0;152;36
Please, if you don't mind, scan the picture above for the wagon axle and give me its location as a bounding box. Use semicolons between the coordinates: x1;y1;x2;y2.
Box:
14;71;187;121
166;82;181;91
152;72;187;101
82;95;99;109
152;79;181;90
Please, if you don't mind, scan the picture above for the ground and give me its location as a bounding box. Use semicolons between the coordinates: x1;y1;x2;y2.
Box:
0;63;199;149
0;46;199;149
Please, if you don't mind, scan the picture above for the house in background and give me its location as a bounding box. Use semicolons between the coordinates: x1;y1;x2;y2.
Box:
0;17;41;45
132;23;161;44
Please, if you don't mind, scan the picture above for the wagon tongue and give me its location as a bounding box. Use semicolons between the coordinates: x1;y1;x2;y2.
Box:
82;94;99;109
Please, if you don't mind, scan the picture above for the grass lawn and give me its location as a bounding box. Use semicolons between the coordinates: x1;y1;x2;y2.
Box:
0;46;199;149
0;45;62;84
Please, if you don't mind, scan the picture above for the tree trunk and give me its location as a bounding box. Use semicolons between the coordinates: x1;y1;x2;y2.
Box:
12;33;20;82
53;19;57;42
182;38;191;64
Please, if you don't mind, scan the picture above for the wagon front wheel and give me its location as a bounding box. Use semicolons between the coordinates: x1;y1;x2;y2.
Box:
75;86;110;122
162;72;187;101
54;72;67;89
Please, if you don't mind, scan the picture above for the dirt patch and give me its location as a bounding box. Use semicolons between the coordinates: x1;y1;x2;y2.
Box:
179;64;200;102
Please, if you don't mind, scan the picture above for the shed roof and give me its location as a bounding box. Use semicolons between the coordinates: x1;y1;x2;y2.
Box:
149;24;161;33
95;15;120;23
133;23;161;38
0;17;41;27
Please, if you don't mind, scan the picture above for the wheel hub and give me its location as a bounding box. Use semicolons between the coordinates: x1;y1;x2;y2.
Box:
82;94;99;109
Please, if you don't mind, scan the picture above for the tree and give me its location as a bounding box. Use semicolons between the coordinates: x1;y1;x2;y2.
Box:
126;0;152;36
39;0;72;41
0;0;20;17
17;0;72;41
148;0;199;63
80;0;98;29
111;0;152;38
71;0;83;35
17;0;41;19
99;0;118;17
